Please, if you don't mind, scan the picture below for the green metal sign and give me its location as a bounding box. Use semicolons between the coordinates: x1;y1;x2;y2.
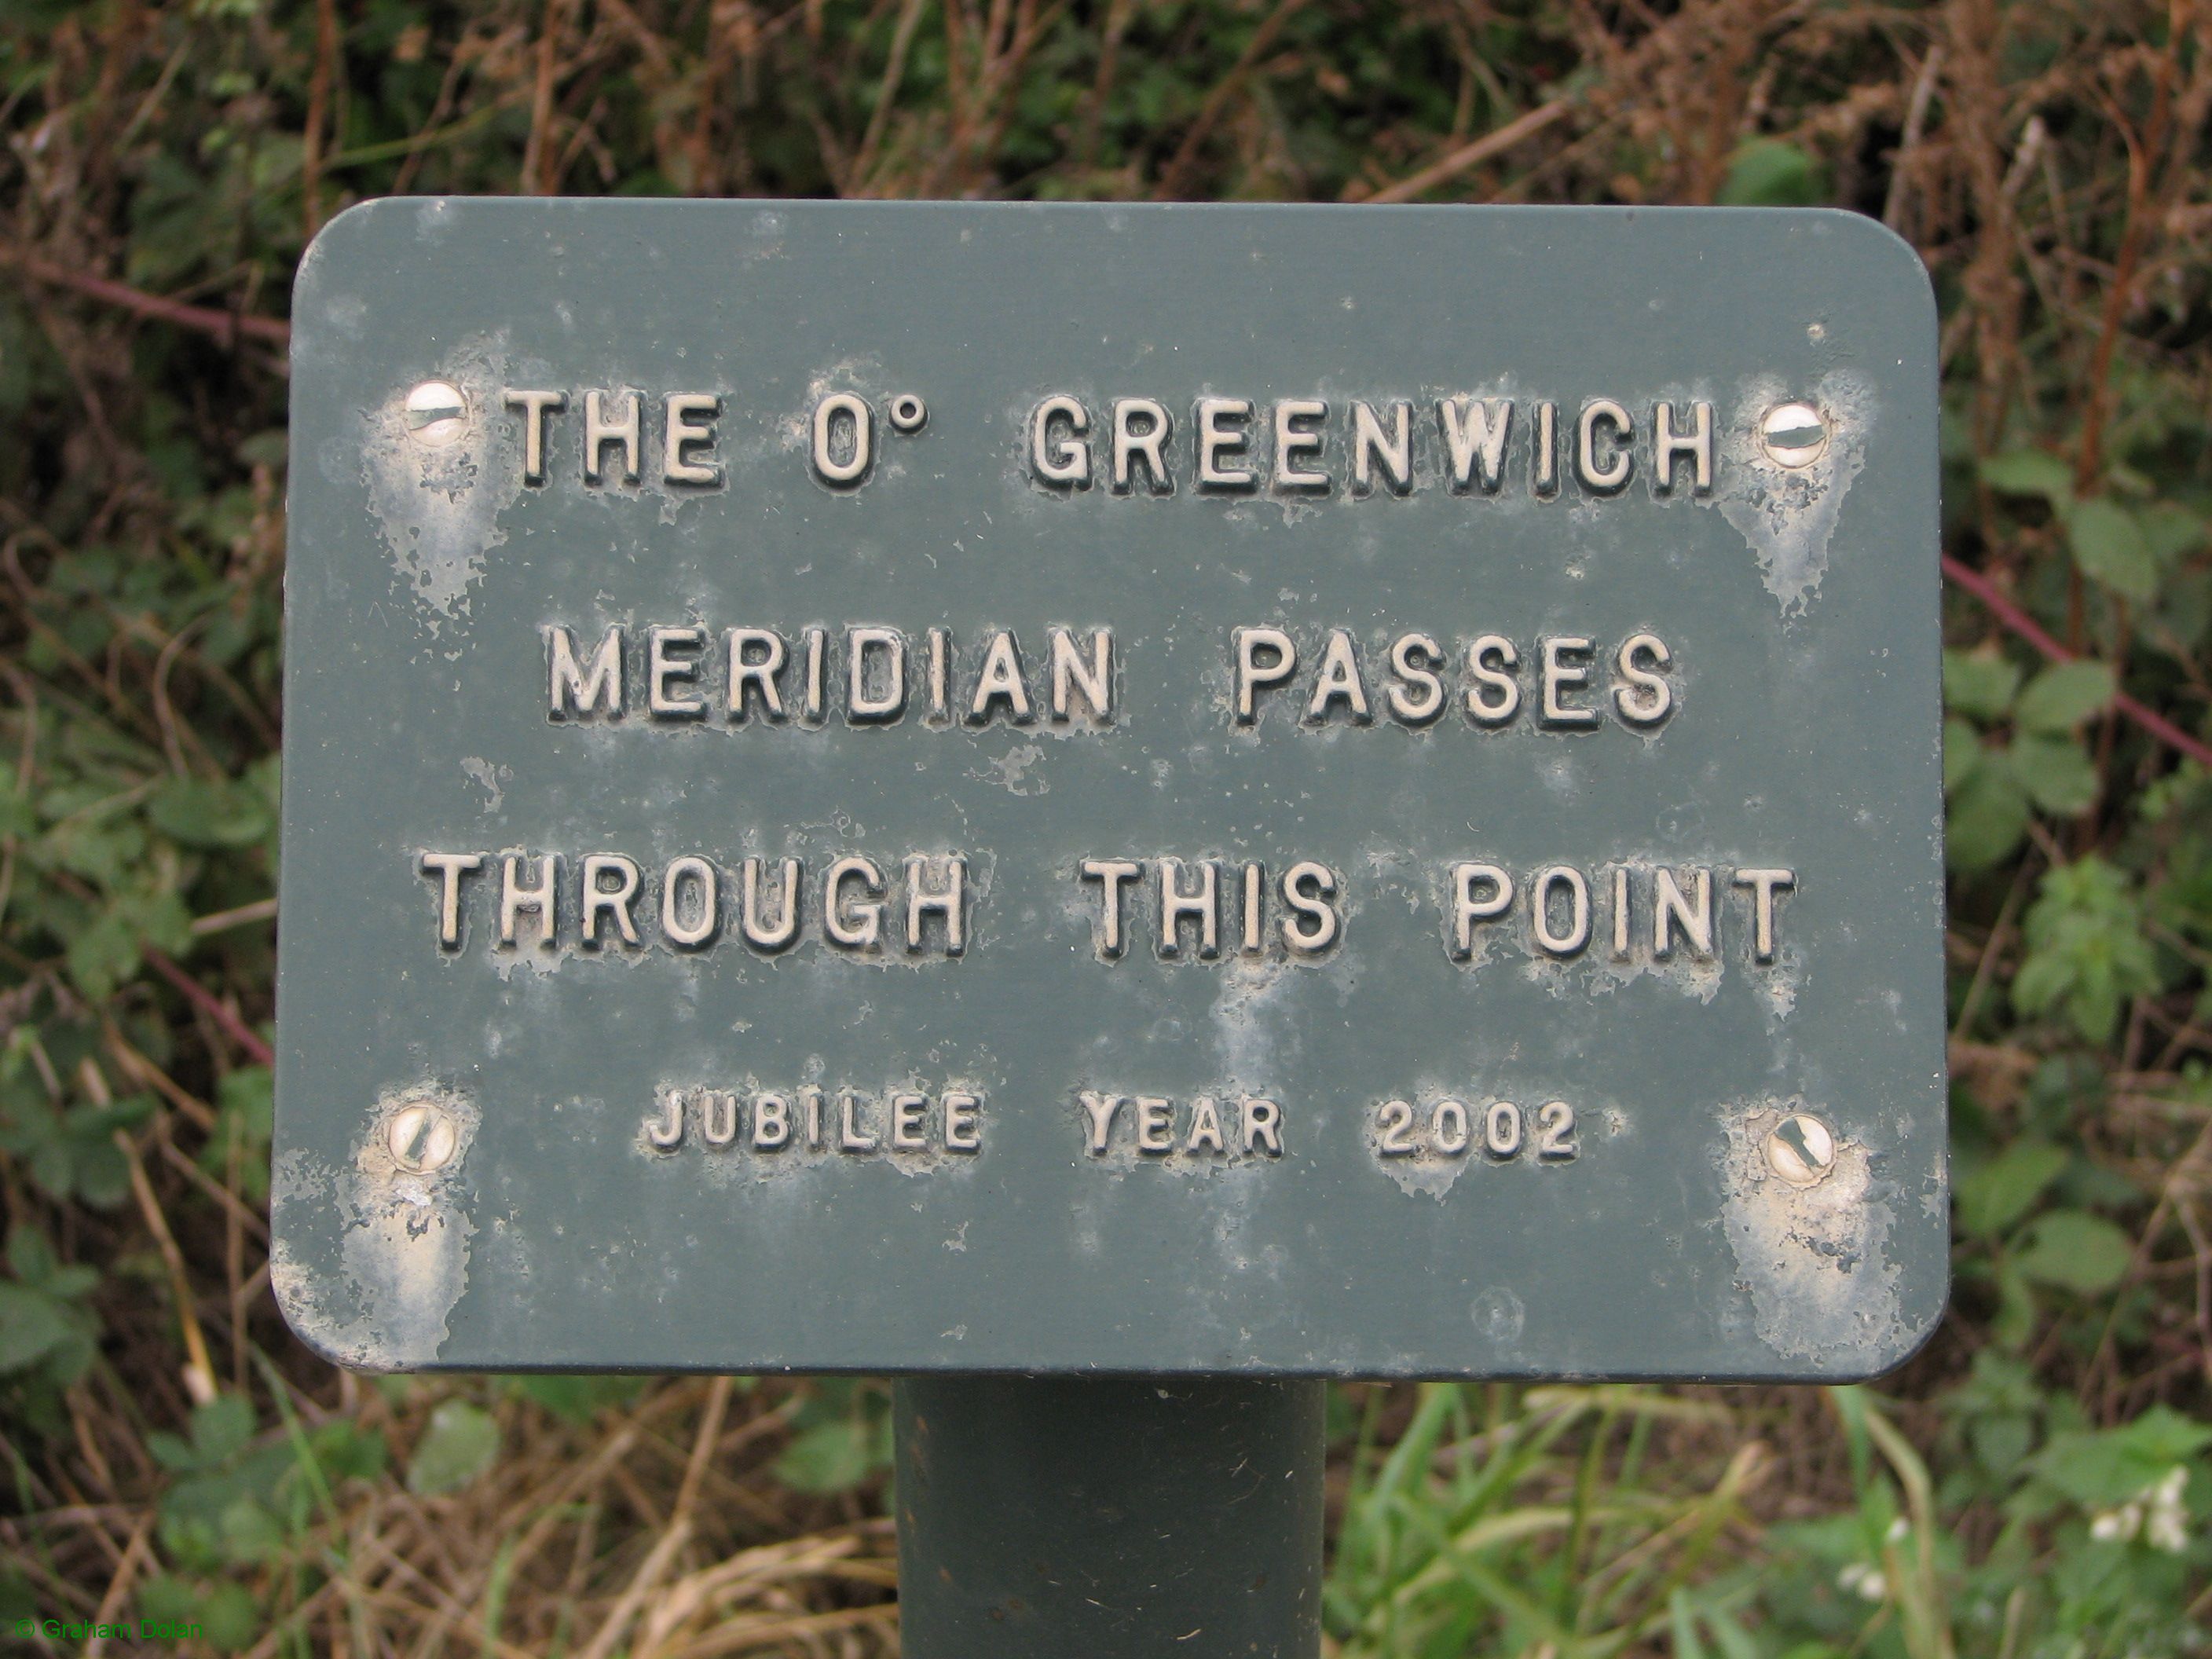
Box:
274;199;1946;1379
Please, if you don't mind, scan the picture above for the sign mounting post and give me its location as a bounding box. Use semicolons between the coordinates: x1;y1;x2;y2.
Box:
278;198;1946;1655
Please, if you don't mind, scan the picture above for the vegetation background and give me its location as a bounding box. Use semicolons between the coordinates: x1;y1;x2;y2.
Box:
2;0;2210;1653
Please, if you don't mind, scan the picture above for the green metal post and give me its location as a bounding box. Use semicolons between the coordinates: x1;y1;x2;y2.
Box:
893;1376;1325;1658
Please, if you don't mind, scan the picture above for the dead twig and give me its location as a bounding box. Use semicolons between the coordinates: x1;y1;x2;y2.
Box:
1155;0;1311;200
1884;44;1943;230
84;1057;218;1407
850;0;929;191
189;897;280;937
83;1511;155;1657
1366;97;1576;204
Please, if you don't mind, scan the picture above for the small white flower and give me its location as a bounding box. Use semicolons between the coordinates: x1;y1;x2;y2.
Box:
2090;1467;2192;1552
1885;1517;1910;1543
2144;1466;2189;1555
2090;1505;2141;1543
1838;1562;1887;1602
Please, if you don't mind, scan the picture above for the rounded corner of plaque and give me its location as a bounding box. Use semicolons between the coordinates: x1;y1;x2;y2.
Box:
294;196;394;296
266;1258;361;1373
1826;1281;1950;1385
1808;209;1938;324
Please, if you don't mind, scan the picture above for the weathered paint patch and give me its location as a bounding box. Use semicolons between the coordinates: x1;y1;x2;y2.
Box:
459;756;509;811
1372;1135;1471;1200
1714;372;1874;617
1206;952;1317;1085
1718;1101;1903;1365
1469;1285;1527;1349
359;340;523;632
269;1087;478;1372
974;742;1049;796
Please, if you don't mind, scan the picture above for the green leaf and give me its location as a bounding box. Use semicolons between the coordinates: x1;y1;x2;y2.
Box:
5;1223;59;1284
1956;1140;2067;1238
42;1265;98;1301
0;782;33;839
1946;760;2031;873
65;906;144;1004
1943;650;2021;724
4;1090;143;1210
149;775;272;850
189;1395;260;1467
1716;138;1822;207
218;1495;286;1566
136;1576;202;1632
2013;855;2162;1042
774;1415;891;1495
505;1374;647;1426
1991;1257;2037;1351
1969;1411;2034;1478
197;1579;262;1650
406;1400;500;1496
2034;1405;2212;1507
2109;1403;2212;1467
2014;1210;2133;1294
203;1067;275;1201
2068;497;2158;602
59;1128;132;1210
2015;661;2115;734
30;1139;75;1201
151;1397;258;1478
0;1221;96;1389
2010;734;2100;816
1979;449;2074;506
148;1431;198;1473
237;429;289;472
2150;570;2212;661
1942;718;1983;792
2140;502;2207;566
0;1283;74;1372
307;1418;387;1485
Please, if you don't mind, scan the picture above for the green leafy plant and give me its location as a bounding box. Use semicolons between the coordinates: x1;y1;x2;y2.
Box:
1943;652;2115;873
406;1398;500;1496
774;1379;893;1496
0;1225;101;1434
2013;856;2163;1044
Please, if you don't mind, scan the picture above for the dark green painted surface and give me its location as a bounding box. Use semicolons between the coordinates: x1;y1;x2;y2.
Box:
894;1377;1324;1657
273;200;1946;1379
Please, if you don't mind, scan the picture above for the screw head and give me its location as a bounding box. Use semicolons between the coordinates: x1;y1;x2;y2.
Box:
888;392;928;434
1764;1113;1836;1187
387;1101;458;1174
1759;401;1829;469
404;381;469;447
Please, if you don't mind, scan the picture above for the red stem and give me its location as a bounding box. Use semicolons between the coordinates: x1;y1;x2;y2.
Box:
144;947;275;1068
10;252;291;349
1943;554;2212;770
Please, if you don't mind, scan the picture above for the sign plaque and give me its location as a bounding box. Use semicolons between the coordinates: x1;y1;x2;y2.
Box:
274;200;1946;1379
